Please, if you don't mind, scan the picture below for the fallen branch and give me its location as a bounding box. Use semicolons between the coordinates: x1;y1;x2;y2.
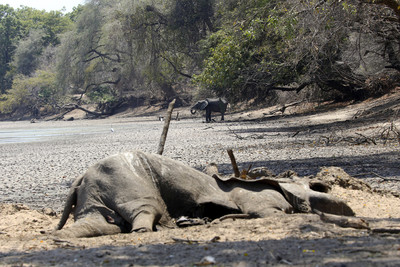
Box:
227;127;245;140
372;228;400;234
355;132;377;145
46;104;105;121
218;213;251;221
46;109;73;121
270;101;303;115
317;132;377;146
380;121;400;144
157;99;176;155
314;209;370;229
171;236;220;244
228;127;279;140
63;104;103;117
291;131;300;138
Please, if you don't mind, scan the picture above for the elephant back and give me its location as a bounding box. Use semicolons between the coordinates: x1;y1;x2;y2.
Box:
205;98;228;112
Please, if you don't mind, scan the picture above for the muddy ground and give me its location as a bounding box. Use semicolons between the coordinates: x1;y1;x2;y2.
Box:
1;90;400;266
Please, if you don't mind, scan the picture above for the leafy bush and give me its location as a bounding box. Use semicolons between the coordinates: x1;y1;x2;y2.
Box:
194;0;298;101
195;0;400;102
87;86;116;104
0;70;59;115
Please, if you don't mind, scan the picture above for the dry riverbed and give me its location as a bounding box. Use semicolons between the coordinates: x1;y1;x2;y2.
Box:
1;91;400;266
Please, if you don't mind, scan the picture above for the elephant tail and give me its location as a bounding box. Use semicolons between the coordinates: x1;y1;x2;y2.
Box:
55;175;84;230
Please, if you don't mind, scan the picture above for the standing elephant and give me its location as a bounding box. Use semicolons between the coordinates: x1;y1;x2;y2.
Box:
190;98;228;122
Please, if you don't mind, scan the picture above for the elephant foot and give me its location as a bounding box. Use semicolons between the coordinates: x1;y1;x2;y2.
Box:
131;209;161;232
134;227;151;233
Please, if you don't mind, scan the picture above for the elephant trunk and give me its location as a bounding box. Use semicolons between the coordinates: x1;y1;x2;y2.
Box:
190;109;197;115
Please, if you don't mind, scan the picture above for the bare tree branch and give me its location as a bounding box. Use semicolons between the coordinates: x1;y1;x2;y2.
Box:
365;0;400;21
159;54;192;79
85;49;121;63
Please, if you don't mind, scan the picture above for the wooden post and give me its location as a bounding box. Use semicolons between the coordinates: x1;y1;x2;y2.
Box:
227;149;240;177
157;99;176;155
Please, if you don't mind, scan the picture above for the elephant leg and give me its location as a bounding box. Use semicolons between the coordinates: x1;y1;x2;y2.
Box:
221;112;225;121
206;109;211;122
131;209;161;232
117;202;162;233
54;214;123;238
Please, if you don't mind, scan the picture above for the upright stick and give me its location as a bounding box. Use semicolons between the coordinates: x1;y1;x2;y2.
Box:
157;99;176;155
227;149;240;177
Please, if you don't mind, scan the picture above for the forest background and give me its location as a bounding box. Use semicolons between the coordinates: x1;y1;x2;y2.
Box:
0;0;399;119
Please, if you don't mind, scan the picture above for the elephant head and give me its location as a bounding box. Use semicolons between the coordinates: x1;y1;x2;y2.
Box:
190;100;209;114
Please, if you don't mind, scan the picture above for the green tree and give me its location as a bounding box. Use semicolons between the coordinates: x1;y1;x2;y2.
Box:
16;7;72;46
195;0;400;102
0;5;73;93
67;4;85;22
195;0;295;101
56;0;116;98
0;5;74;116
13;29;45;75
0;5;20;93
0;70;58;116
57;0;216;102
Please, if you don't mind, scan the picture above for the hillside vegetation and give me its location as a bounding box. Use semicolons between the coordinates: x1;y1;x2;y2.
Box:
0;0;399;119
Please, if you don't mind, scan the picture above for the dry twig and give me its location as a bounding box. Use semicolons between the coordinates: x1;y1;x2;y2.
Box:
171;236;220;244
380;121;400;144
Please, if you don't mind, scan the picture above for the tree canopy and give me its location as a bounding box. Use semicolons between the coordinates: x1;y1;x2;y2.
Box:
195;0;400;101
0;0;399;117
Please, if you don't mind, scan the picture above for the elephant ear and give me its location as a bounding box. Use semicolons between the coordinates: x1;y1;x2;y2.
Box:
200;100;209;110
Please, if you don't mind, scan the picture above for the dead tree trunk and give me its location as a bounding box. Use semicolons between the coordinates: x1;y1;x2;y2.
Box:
227;149;241;177
157;99;176;155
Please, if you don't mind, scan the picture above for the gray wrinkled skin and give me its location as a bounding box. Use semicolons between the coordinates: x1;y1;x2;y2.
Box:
190;98;228;122
55;150;354;238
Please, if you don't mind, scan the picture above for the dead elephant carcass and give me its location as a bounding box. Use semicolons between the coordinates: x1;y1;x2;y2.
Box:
55;150;354;237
